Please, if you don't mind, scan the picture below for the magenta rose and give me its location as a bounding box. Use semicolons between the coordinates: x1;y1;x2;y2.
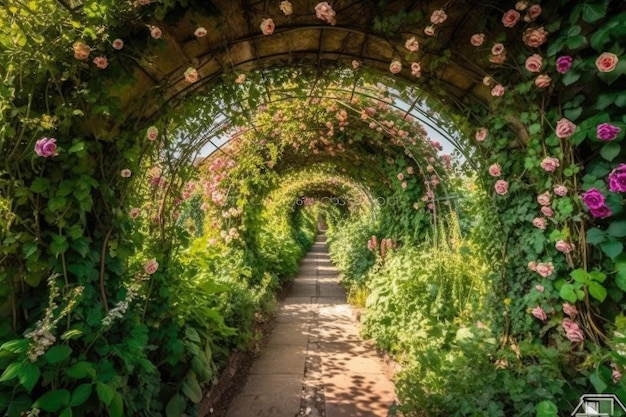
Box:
608;164;626;192
590;205;612;218
34;137;59;158
597;123;621;141
581;188;606;210
556;56;573;74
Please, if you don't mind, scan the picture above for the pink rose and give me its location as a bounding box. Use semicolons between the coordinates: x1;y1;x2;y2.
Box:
523;27;548;48
352;60;360;70
555;240;573;253
146;126;158;141
596;52;619;72
540;156;560;172
556;56;573;73
562;318;584;342
315;2;336;25
424;25;435;36
389;60;402;74
144;259;159;275
525;54;543;72
411;62;421;77
488;163;501;177
397;173;404;181
260;18;275;35
535;74;551;88
93;56;108;69
562;303;578;318
73;42;91;60
184;67;199;83
502;9;521;27
494;179;508;195
555;118;576;138
150;26;162;39
541;206;554;217
34;137;59;158
112;38;124;50
405;36;419;52
491;43;505;55
129;207;140;218
535;284;544;292
489;53;507;64
120;169;132;178
553;185;568;196
613;369;623;383
491;84;505;97
470;33;485;46
476;128;488;142
536;262;554;277
235;73;246;84
194;27;208;37
430;9;447;24
527;4;541;20
515;1;528;11
532;217;547;229
528;261;537;271
532;306;547;321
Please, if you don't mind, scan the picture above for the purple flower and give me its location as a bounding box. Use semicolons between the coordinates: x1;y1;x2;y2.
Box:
34;137;58;158
590;205;612;219
581;188;606;209
556;56;573;74
609;164;626;192
597;123;621;141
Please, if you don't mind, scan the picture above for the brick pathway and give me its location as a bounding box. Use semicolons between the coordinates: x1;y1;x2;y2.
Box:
225;235;396;417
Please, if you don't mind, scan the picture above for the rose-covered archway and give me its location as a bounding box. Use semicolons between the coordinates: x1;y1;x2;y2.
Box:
1;0;626;416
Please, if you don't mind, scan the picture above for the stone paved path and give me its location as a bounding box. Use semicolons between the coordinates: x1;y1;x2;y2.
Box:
225;234;396;417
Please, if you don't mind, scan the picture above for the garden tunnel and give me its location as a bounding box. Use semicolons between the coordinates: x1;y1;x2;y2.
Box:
1;0;626;416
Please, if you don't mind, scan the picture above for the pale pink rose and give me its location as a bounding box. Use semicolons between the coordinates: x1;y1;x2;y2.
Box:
483;76;493;86
184;67;199;83
613;369;623;383
502;9;521;27
401;181;407;189
535;74;551;88
562;318;584;342
555;240;573;254
535;284;544;292
491;84;505;97
410;62;421;77
562;303;578;318
235;73;246;84
73;42;91;60
537;191;552;206
532;217;547;229
536;262;554;277
194;27;208;37
407;166;414;175
555;118;576;138
532;306;547;321
476;128;488;142
405;36;419;52
471;33;485;46
279;0;293;16
596;52;619;72
315;2;337;25
129;207;140;218
260;18;275;35
397;173;405;181
120;169;131;178
144;259;159;275
476;320;485;329
540;156;560;172
146;126;158;141
424;25;435;36
150;26;162;39
93;56;108;69
430;9;447;24
488;163;501;177
525;54;543;72
112;38;124;50
489;53;507;64
389;60;402;74
528;261;537;271
553;185;568;196
494;179;508;195
515;1;528;11
352;60;360;69
491;43;505;55
541;206;554;217
523;27;548;48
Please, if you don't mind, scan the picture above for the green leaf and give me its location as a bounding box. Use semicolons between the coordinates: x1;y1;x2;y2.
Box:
0;339;29;354
96;382;114;406
535;400;558;417
57;180;74;197
560;284;578;303
184;327;201;343
0;361;22;382
571;269;588;283
528;124;542;135
48;196;68;212
59;407;72;417
600;240;623;259
30;177;50;193
60;329;83;341
166;393;187;417
36;389;71;412
108;392;123;417
616;270;626;292
18;361;40;393
70;383;92;407
66;361;96;380
566;35;587;50
563;106;582;121
608;220;626;238
590;371;608;393
562;71;581;86
68;142;85;153
181;371;202;404
43;345;72;364
595;92;617;110
588;271;606;283
586;228;607;245
590;28;611;52
600;142;621;161
582;3;607;23
588;281;607;302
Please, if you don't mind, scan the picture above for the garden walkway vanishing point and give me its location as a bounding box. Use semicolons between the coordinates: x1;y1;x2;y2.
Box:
225;235;396;417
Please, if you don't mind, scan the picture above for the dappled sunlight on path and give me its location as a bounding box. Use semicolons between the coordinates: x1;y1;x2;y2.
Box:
225;235;395;417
